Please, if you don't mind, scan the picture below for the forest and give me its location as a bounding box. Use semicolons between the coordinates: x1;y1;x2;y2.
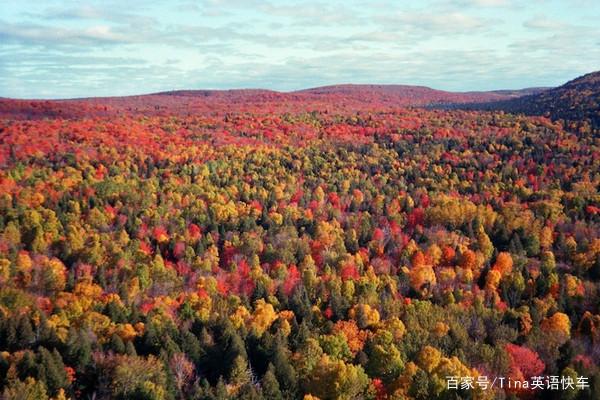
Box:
0;77;599;399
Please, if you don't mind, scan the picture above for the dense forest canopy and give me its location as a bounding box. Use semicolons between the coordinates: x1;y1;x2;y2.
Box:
0;78;599;399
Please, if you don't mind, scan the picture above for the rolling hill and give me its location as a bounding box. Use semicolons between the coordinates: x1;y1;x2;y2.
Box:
3;72;597;129
0;84;545;120
295;84;546;106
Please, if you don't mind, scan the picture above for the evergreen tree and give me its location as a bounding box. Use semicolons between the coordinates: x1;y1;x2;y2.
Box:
37;347;68;396
110;333;126;354
65;328;92;371
261;364;283;400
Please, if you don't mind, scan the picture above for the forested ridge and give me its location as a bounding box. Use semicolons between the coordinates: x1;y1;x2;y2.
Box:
459;71;600;133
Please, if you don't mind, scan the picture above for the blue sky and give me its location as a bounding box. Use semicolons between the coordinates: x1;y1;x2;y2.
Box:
1;0;599;98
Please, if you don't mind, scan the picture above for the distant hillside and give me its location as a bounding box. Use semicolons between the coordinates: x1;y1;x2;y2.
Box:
154;84;540;107
295;84;544;106
0;83;545;120
488;87;550;98
153;89;289;102
469;71;600;131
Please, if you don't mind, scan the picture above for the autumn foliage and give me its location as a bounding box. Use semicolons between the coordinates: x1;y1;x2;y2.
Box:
0;89;599;399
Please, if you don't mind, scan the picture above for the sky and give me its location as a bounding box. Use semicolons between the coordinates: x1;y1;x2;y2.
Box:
1;0;599;99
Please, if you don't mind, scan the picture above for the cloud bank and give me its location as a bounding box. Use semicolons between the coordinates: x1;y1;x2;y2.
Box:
1;0;599;98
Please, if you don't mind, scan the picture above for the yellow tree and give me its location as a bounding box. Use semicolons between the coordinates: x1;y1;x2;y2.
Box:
541;312;571;344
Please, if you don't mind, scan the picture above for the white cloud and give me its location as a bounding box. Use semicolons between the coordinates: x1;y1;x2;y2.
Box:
0;21;128;45
523;16;567;30
377;11;491;36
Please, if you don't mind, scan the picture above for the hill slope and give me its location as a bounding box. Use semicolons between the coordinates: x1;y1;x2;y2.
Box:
295;84;545;106
472;71;600;130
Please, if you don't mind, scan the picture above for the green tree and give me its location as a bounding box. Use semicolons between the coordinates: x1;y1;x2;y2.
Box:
261;363;283;400
364;330;404;383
